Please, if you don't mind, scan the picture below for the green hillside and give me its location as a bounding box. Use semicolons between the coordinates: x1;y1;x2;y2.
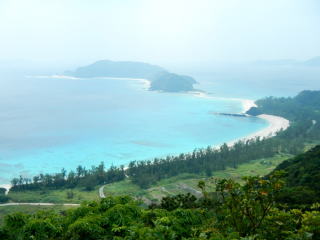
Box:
272;145;320;208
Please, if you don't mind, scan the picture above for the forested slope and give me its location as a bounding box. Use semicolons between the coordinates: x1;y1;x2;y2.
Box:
271;145;320;208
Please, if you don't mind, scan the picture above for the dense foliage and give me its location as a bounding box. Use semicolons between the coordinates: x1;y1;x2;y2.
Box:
1;173;320;239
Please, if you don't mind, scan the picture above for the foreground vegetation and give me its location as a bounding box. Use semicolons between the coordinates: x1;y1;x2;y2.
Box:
0;205;78;226
1;173;319;239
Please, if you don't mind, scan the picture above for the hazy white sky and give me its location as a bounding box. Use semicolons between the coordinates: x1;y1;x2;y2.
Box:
0;0;319;66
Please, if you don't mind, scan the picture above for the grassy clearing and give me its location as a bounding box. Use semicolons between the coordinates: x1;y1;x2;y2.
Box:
102;154;292;203
148;154;292;200
8;186;100;204
0;205;77;225
212;154;291;180
102;179;144;196
304;141;320;151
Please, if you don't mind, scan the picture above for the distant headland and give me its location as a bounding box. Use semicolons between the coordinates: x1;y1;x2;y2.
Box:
65;60;197;92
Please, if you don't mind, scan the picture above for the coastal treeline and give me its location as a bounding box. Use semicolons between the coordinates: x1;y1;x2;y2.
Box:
10;136;303;192
10;163;125;192
127;137;303;188
10;90;320;190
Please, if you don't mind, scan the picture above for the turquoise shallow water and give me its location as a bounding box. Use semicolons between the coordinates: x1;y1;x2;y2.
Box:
0;73;268;183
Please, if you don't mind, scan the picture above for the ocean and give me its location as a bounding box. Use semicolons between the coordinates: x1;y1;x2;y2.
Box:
0;70;270;183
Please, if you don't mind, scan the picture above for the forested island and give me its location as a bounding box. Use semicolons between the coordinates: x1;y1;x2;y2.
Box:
66;60;197;92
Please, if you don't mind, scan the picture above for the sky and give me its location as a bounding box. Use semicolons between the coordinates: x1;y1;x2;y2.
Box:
0;0;319;67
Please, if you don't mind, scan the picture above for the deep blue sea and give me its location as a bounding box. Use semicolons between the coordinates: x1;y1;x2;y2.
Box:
1;64;318;184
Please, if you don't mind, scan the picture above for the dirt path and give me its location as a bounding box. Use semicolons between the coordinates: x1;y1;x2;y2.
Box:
99;185;106;198
0;202;80;207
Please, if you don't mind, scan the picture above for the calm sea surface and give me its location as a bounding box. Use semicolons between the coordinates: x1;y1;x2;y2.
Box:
0;71;270;183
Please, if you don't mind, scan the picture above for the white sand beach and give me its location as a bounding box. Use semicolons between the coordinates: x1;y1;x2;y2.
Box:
226;114;290;147
99;76;151;90
240;99;257;113
26;75;80;80
0;184;11;195
27;75;151;90
128;78;150;90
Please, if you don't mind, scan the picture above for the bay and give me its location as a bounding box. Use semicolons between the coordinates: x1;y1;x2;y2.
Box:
0;72;267;183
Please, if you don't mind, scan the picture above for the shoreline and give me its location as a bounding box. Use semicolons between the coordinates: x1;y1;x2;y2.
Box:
187;91;290;147
225;114;290;147
188;91;257;114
